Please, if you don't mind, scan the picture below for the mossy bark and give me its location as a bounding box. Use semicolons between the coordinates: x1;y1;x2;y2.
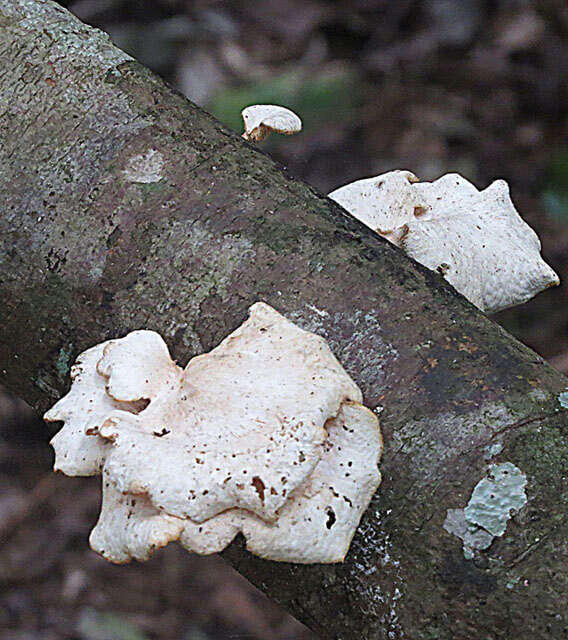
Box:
2;2;568;638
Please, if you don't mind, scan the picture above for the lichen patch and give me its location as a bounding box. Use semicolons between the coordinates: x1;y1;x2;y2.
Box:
444;462;528;559
558;391;568;409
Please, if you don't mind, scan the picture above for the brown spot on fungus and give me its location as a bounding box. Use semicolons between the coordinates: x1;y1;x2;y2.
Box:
252;476;265;502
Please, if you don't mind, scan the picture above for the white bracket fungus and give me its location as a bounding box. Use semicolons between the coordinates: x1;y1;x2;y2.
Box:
45;303;382;564
329;171;559;313
241;105;302;143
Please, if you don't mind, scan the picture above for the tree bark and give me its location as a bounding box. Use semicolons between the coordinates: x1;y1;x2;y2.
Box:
1;2;568;638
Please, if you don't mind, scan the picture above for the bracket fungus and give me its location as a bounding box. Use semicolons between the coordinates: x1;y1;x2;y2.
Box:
241;104;302;143
329;171;559;313
45;303;382;564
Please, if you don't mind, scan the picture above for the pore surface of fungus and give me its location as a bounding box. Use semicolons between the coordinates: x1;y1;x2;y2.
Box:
241;105;302;142
46;303;382;564
329;171;559;313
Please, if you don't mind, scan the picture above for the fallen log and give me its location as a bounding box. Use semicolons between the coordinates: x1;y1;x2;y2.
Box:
1;2;567;638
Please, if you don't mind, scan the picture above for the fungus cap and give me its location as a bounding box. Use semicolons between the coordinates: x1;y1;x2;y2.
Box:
399;178;560;313
97;303;362;523
45;303;382;564
46;331;184;476
329;170;421;235
90;402;382;564
89;470;185;564
329;171;559;313
240;401;382;562
241;104;302;142
96;330;182;403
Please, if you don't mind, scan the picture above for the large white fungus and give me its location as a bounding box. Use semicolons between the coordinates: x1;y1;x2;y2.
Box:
46;303;382;564
329;171;559;313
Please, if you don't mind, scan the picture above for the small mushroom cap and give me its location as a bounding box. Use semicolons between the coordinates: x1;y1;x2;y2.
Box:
98;302;362;524
330;171;559;313
241;105;302;142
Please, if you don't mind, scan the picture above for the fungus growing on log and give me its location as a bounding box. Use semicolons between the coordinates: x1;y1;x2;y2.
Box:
45;303;382;564
45;344;118;476
329;171;559;313
241;105;302;142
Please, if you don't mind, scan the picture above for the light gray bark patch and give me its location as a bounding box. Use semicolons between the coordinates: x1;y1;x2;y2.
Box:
289;306;398;402
123;149;165;183
444;462;527;559
392;403;514;483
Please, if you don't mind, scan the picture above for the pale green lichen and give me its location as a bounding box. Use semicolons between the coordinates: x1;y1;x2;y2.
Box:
558;391;568;409
443;508;494;560
484;442;503;460
465;463;527;536
444;462;527;559
55;344;73;382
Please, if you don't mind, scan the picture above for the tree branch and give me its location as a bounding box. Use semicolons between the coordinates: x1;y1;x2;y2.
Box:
1;2;567;638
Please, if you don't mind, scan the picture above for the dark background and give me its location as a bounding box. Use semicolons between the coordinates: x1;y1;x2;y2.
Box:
2;1;568;638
